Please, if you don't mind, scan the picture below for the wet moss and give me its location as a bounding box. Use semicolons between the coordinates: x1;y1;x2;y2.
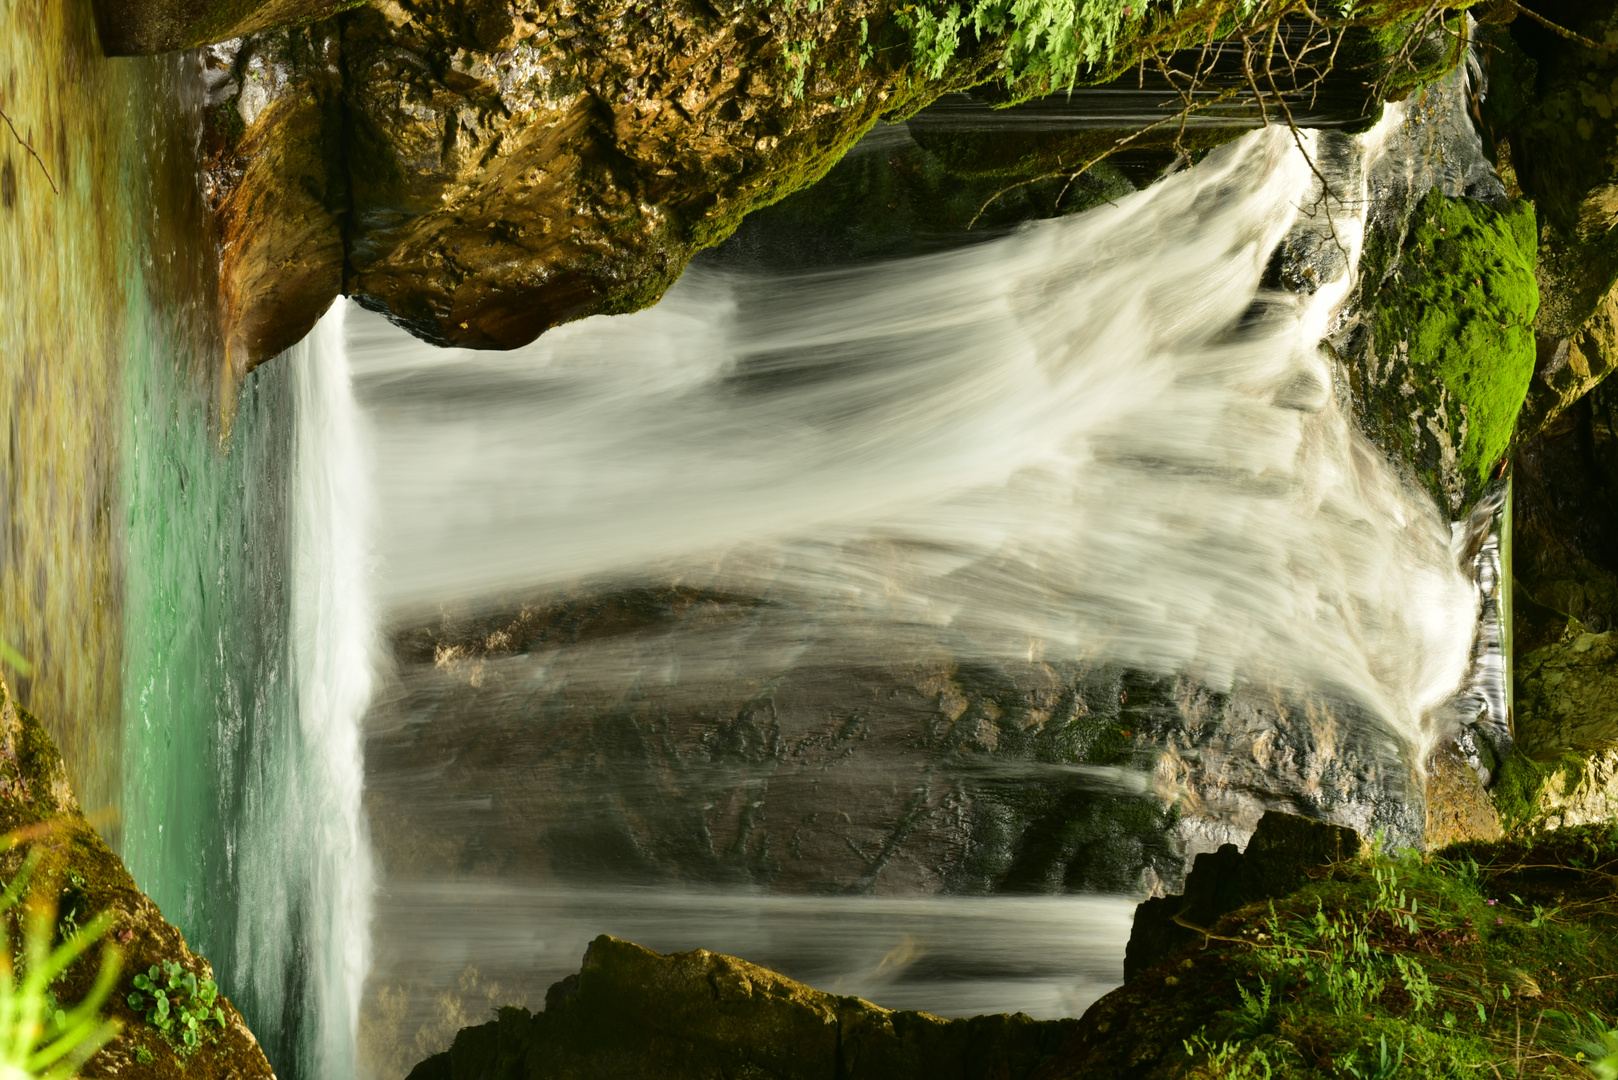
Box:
1357;189;1539;510
1490;749;1589;833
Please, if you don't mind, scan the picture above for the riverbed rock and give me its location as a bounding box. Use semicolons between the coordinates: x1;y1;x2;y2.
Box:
0;680;275;1080
404;934;1077;1080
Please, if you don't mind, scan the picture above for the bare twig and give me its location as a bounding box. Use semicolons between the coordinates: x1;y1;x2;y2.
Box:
1505;0;1611;50
0;104;58;195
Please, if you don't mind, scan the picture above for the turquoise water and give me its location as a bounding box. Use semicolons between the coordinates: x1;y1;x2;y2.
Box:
120;285;369;1078
119;283;302;1064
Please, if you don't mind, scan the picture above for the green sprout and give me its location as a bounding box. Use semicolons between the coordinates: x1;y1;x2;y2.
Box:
126;960;226;1051
0;846;121;1079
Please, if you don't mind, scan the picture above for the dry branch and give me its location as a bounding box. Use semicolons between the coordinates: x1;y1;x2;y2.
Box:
0;104;58;195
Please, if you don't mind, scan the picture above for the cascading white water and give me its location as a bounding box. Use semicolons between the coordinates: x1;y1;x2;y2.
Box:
234;304;375;1079
354;120;1476;756
342;102;1496;1075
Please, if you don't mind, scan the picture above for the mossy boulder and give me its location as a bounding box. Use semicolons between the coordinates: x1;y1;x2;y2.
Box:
1352;188;1539;512
404;935;1078;1080
0;680;275;1080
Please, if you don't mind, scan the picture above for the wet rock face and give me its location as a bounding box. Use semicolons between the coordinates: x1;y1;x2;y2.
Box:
91;0;353;55
0;682;276;1080
366;586;1428;909
404;934;1078;1080
202;26;349;383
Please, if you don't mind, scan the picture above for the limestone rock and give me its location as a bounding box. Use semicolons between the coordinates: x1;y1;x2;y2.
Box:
1422;740;1503;850
337;0;995;351
404;935;1077;1080
1123;811;1362;980
1515;628;1618;755
1531;747;1618;827
91;0;354;55
1517;277;1618;434
0;680;275;1079
190;0;999;372
203;26;348;389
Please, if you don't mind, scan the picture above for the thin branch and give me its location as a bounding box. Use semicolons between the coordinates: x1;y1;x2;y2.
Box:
0;104;58;195
1505;0;1611;50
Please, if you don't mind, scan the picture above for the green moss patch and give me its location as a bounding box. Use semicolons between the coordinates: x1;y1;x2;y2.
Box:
1358;189;1539;512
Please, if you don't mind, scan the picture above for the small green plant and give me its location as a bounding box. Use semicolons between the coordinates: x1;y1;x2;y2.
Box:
782;38;815;100
133;1044;154;1066
1230;978;1273;1038
126;960;226;1052
0;847;121;1079
1339;1033;1405;1080
1574;1015;1618;1080
1183;1032;1276;1080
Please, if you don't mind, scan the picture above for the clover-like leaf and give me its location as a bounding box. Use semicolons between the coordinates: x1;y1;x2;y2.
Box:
154;993;170;1020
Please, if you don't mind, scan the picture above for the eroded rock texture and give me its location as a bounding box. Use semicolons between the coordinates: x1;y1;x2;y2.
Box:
0;681;276;1080
197;0;995;376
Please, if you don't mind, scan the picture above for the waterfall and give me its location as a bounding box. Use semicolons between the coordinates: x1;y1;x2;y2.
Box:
122;302;374;1080
350;113;1484;1072
354;121;1475;754
286;304;375;1077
